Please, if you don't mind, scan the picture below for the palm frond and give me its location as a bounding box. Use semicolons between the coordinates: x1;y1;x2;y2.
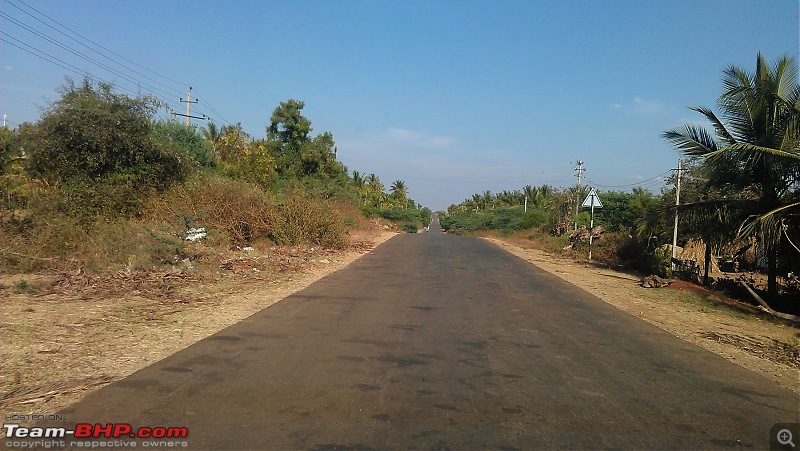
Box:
688;106;736;145
661;124;719;156
707;142;800;161
739;201;800;239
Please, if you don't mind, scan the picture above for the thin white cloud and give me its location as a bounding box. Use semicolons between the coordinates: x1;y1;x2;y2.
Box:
610;97;674;117
386;127;455;149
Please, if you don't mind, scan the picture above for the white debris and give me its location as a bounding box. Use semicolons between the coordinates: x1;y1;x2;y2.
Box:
185;227;207;241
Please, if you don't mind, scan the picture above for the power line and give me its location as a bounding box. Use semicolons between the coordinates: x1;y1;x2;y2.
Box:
11;0;231;127
3;1;232;129
587;170;671;189
0;32;87;77
9;0;188;92
0;32;158;102
0;14;183;109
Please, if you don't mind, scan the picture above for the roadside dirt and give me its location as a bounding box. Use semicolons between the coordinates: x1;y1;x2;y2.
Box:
0;229;397;418
486;236;800;395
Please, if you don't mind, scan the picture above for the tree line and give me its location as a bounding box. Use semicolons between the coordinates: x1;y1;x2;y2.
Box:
0;77;429;272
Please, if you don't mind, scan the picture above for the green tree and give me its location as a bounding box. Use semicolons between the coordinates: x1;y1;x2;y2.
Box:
663;53;800;297
152;120;215;167
267;99;311;175
390;180;408;205
22;78;190;216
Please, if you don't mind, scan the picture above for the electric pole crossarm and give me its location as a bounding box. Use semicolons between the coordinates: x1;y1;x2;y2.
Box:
173;112;207;120
179;87;199;126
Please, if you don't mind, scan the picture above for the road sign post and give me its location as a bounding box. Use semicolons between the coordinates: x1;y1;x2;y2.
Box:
582;189;603;260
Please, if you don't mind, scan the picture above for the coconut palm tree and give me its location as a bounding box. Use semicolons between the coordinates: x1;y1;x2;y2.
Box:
390;180;408;208
663;53;800;297
202;122;221;157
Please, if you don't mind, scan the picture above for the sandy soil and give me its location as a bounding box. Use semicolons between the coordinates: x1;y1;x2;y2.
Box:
0;229;397;418
486;236;799;395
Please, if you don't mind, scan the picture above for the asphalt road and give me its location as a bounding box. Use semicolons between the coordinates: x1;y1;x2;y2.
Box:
51;217;799;449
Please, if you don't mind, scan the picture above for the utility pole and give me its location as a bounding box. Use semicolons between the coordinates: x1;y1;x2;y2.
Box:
574;160;585;230
182;87;194;126
671;160;683;264
175;87;207;125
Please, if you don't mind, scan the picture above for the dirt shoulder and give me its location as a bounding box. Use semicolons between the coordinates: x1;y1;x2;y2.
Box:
486;236;799;394
1;229;397;417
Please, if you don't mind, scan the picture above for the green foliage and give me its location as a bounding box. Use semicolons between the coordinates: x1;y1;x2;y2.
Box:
440;207;526;235
26;79;189;186
21;78;191;218
595;188;659;233
521;208;550;229
151;120;215;167
1;88;369;273
0;127;22;173
225;139;278;188
266;99;343;178
573;211;591;229
376;207;415;222
439;210;484;235
401;223;418;233
483;207;524;233
663;53;800;297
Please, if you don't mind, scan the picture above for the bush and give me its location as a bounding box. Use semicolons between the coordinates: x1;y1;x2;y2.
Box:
439;211;482;234
23;79;192;217
151;120;215;168
521;208;550;229
401;223;418;233
440;207;526;235
148;175;276;245
271;190;348;248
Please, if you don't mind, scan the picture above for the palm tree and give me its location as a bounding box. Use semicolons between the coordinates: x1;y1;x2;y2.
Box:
352;170;367;205
663;53;800;297
202;122;221;157
471;193;482;211
390;180;408;208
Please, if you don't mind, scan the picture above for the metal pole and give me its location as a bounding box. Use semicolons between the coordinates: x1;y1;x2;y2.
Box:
589;199;595;260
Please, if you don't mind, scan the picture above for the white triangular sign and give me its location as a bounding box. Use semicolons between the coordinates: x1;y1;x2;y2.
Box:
582;188;602;208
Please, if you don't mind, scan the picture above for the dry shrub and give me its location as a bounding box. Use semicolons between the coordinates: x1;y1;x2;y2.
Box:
0;213;144;273
148;176;277;245
272;190;348;249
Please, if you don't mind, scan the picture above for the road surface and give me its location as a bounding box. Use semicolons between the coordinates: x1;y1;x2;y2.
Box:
49;218;799;449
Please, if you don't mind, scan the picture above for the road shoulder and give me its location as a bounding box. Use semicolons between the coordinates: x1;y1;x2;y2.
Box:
485;237;799;395
1;230;397;417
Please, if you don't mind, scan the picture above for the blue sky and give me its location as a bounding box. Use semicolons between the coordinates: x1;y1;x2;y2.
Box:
1;0;797;210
